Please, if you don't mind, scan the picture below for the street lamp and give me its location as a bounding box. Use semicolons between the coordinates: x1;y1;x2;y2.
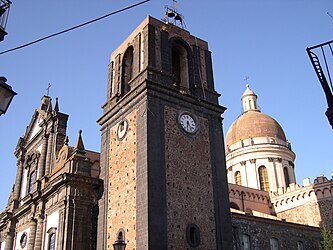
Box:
112;239;126;250
0;76;17;116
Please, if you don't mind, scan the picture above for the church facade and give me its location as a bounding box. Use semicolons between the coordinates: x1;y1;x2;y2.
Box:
0;15;331;250
0;96;101;250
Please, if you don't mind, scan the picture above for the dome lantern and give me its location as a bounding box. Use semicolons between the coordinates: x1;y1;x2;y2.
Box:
241;84;259;112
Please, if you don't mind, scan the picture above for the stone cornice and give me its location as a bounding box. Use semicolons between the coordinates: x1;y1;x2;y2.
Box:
226;143;295;163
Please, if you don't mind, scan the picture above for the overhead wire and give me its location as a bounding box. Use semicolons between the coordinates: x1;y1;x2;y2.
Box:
0;0;150;55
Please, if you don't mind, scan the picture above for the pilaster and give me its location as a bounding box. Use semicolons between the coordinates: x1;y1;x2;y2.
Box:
27;218;37;250
34;214;45;250
4;232;14;250
13;155;24;203
45;128;54;175
37;132;48;179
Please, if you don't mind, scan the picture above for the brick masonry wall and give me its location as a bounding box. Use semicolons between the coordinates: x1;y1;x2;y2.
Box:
107;110;137;250
164;106;216;250
277;202;321;228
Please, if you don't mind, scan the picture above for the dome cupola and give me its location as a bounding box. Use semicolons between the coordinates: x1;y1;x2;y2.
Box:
226;85;286;147
225;84;296;194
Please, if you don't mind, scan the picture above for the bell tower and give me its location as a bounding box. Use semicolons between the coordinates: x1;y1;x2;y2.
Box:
97;16;232;249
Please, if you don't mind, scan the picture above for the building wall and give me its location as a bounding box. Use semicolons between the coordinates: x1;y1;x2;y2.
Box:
229;183;274;215
272;176;333;231
164;106;216;249
232;212;322;250
107;109;137;249
276;202;321;228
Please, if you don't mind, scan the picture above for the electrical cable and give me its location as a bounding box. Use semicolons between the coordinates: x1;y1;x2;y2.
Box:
0;0;150;55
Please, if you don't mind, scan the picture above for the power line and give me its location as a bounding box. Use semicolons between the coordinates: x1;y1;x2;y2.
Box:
0;0;150;55
328;12;333;21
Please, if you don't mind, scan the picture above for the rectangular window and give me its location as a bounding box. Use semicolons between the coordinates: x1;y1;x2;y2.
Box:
28;171;36;193
297;241;304;250
270;238;279;250
242;234;251;250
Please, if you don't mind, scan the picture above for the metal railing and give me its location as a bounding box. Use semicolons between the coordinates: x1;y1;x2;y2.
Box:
0;0;11;30
307;40;333;127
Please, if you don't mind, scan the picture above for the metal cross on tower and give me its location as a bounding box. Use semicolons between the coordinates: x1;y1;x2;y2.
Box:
46;83;51;96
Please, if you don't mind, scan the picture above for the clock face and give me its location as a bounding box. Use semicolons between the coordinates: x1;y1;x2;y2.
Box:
117;120;128;140
178;113;197;134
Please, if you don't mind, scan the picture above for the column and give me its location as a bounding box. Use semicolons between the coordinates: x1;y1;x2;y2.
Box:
27;218;37;250
37;133;48;179
34;214;44;250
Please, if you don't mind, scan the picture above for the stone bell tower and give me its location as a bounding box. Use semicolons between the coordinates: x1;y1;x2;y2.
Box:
97;16;232;249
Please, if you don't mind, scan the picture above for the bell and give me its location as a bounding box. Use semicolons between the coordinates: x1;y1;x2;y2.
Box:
167;10;175;18
175;14;182;21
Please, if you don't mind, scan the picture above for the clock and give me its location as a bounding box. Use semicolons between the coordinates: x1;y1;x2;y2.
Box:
178;112;198;134
117;119;128;141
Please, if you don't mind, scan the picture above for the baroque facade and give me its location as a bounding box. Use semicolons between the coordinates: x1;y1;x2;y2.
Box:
0;96;101;250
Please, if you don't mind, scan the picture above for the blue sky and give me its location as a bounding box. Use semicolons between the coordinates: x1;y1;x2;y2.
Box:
0;0;332;210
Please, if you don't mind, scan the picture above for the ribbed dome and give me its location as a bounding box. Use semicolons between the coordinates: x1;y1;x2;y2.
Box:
226;110;286;146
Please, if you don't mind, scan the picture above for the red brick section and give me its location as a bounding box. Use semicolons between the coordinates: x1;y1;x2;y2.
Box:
107;110;137;250
164;106;216;249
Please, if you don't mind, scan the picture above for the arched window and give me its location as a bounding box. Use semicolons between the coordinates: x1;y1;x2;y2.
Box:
117;229;125;241
258;166;270;191
49;233;56;250
171;41;189;90
270;238;279;250
242;234;251;250
47;227;57;250
283;167;290;187
28;171;36;193
121;46;134;96
235;171;242;185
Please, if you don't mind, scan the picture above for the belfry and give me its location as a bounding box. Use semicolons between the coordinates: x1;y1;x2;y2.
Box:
97;16;233;249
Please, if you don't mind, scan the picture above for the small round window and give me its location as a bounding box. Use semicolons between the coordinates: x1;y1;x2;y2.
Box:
117;120;128;141
186;224;200;248
20;232;28;248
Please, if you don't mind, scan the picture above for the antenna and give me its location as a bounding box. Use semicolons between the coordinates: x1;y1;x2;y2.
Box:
162;0;186;28
327;12;333;21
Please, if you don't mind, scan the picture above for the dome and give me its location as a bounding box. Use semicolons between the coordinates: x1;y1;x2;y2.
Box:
226;110;286;146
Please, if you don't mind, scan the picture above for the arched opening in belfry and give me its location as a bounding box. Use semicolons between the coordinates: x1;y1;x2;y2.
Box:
171;42;189;90
121;46;134;96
